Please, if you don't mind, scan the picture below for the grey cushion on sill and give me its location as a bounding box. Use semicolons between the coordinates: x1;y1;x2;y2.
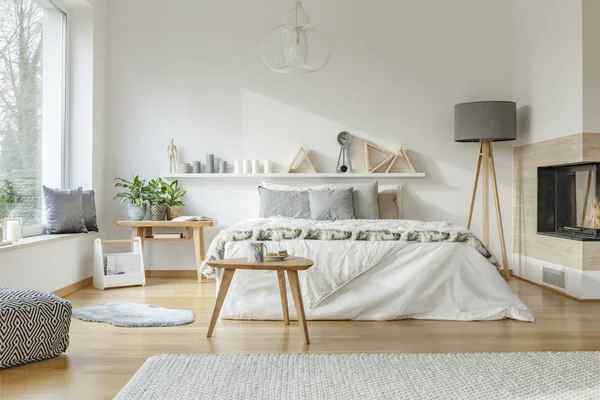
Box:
82;190;99;232
258;186;311;219
308;188;356;221
43;186;88;234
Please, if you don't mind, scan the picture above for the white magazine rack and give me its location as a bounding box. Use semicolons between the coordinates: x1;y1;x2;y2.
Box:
93;238;146;290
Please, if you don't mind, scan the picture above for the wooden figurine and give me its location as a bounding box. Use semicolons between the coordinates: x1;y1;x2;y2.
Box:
364;143;417;173
288;147;317;173
167;138;178;174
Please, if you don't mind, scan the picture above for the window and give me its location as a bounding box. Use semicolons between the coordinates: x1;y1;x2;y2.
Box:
0;0;66;237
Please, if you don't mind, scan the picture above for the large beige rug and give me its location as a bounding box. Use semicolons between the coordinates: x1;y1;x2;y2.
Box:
115;352;600;399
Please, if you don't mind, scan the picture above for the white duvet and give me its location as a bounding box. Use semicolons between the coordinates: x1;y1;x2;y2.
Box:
203;218;534;322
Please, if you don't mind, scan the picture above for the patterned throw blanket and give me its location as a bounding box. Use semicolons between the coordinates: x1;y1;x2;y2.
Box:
200;218;497;279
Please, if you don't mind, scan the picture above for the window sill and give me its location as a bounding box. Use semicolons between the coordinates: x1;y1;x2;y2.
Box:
0;231;98;254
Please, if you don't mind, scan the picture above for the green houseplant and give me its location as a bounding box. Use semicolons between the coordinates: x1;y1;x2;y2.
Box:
147;178;168;221
164;180;186;220
114;176;149;221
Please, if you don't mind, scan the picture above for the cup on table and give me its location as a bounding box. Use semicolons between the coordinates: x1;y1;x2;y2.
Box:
247;242;267;263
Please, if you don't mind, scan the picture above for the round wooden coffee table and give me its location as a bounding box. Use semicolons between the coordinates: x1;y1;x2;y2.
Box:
206;256;314;345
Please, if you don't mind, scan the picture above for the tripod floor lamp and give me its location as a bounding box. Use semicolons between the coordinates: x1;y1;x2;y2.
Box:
454;101;517;280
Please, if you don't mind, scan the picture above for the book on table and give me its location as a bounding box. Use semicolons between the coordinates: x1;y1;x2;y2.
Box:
153;233;184;239
170;216;214;222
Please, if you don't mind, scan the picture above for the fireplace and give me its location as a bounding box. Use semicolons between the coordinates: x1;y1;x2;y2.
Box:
538;163;600;240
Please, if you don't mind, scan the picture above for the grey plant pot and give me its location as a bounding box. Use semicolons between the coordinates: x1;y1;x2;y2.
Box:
150;204;167;221
127;204;147;221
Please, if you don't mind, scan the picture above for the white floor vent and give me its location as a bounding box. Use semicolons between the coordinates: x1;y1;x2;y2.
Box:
542;267;566;289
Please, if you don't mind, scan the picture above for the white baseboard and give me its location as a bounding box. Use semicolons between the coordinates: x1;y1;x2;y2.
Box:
512;253;600;300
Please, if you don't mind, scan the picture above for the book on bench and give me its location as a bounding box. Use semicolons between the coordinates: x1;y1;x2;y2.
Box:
170;216;215;222
153;233;184;239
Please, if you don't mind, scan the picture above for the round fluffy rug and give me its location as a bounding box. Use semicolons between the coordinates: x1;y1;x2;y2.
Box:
72;302;194;327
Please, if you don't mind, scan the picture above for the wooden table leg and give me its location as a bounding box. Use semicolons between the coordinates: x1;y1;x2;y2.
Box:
286;270;310;345
193;227;206;283
132;227;145;252
277;270;290;325
207;268;236;338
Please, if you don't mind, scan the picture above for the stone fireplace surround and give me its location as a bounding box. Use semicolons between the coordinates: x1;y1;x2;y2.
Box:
513;133;600;300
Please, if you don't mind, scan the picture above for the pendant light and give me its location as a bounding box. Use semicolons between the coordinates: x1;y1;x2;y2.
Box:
261;0;331;74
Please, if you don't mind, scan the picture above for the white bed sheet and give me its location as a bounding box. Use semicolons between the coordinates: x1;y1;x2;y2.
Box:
219;240;534;322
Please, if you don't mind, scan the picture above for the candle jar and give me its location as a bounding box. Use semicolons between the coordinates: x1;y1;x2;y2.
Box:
3;218;22;243
264;160;272;174
206;154;215;173
251;160;260;174
219;160;227;173
242;160;250;174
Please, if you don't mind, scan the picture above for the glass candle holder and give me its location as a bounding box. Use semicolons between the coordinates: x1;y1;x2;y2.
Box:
3;218;22;243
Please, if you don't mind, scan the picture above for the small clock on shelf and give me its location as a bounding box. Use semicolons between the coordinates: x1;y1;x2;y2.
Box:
336;131;353;173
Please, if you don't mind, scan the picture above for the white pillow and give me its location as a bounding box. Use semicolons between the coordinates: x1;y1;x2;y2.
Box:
262;182;404;219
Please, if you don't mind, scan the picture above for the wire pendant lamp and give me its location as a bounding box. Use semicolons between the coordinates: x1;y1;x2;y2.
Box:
261;0;331;74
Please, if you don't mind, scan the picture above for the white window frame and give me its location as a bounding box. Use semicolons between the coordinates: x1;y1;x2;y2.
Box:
22;0;68;237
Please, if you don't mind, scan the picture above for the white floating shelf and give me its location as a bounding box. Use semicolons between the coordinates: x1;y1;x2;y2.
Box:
164;173;425;179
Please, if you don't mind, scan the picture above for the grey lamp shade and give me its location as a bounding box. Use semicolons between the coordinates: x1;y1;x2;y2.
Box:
454;101;517;142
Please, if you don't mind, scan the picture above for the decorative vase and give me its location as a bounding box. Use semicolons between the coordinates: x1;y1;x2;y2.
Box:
149;204;167;221
167;206;183;220
127;204;147;221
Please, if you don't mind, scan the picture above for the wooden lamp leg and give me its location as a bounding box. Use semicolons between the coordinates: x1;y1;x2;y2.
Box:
467;142;483;230
489;144;511;280
481;140;491;248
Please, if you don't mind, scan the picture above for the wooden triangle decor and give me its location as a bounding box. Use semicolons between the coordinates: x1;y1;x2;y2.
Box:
288;147;317;173
364;143;417;173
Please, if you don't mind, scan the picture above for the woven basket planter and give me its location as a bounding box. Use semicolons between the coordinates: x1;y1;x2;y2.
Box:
149;205;167;221
167;206;183;220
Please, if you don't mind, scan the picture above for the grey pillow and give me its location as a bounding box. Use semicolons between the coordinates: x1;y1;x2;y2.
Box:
308;188;355;221
258;186;311;219
347;181;378;219
82;190;99;232
43;186;88;234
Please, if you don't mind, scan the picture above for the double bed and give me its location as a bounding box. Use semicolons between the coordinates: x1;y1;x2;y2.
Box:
201;217;534;322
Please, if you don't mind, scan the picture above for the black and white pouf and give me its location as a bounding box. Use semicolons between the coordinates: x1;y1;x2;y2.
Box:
0;287;72;369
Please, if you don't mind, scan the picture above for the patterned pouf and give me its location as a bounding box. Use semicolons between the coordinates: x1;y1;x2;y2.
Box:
0;287;72;369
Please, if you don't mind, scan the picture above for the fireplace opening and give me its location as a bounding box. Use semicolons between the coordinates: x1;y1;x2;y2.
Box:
538;163;600;241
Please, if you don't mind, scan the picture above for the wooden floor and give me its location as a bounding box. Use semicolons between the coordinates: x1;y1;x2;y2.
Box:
1;277;600;399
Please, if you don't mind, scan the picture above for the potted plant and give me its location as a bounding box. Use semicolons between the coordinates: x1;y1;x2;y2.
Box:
114;176;149;221
164;180;186;220
0;179;23;217
147;178;168;221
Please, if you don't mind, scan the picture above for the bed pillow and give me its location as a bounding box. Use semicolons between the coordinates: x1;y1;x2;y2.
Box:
308;188;355;221
258;186;311;219
43;186;88;234
263;181;378;219
378;183;404;219
82;190;99;232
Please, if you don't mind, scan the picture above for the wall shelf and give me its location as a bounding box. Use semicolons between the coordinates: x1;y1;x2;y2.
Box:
164;173;425;179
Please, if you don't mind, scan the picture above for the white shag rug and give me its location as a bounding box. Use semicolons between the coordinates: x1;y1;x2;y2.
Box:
72;302;194;327
115;352;600;399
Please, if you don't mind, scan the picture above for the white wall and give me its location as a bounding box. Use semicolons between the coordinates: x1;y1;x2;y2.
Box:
512;0;584;145
583;0;600;133
103;0;515;270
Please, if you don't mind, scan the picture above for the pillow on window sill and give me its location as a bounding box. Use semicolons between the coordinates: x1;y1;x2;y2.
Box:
43;186;88;234
82;190;99;232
